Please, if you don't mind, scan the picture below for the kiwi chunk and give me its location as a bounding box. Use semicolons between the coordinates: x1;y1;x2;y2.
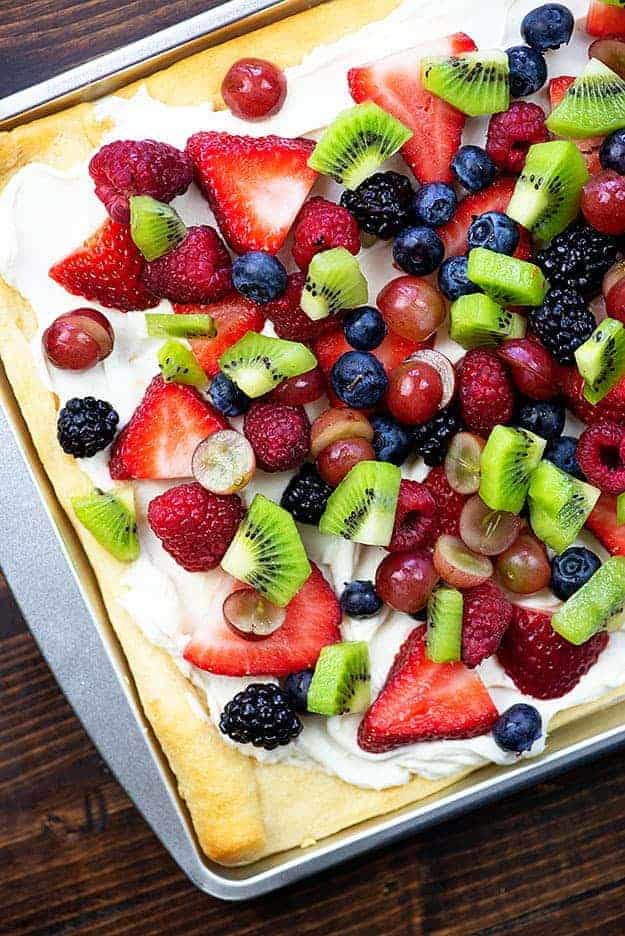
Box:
547;59;625;139
479;426;546;515
308;101;412;190
319;460;401;547
145;313;216;339
426;586;463;663
307;641;371;716
528;460;600;554
421;50;510;117
467;249;548;307
219;332;317;398
157;339;206;386
301;247;368;322
574;318;625;404
72;488;139;563
552;557;625;645
221;494;311;607
450;294;526;350
507;141;589;245
129;195;186;261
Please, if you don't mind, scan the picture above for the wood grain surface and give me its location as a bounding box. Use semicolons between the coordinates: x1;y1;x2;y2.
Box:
3;3;625;933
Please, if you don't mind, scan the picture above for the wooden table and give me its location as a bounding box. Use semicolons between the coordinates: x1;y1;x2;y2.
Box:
3;2;625;932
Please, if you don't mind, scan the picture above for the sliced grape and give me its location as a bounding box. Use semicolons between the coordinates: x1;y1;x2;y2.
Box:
459;495;524;556
444;432;485;495
223;588;286;640
310;408;373;458
433;535;493;589
192;429;255;495
406;349;456;409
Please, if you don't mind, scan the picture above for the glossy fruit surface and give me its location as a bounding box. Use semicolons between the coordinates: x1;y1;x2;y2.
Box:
221;57;287;120
444;432;485;494
310;407;373;458
192;429;255;495
496;533;551;595
317;437;376;486
433;535;493;588
269;367;326;405
42;308;113;370
497;338;558;401
407;349;456;408
223;587;286;640
375;551;439;613
386;361;443;425
581;170;625;236
459;495;524;556
377;276;446;341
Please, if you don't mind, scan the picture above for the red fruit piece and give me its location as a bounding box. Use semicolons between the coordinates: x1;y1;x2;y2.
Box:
577;422;625;494
183;564;341;676
549;75;575;108
140;226;232;305
264;272;339;343
109;376;227;480
439;176;516;257
43;308;114;371
221;57;287;121
317;437;375;486
49;219;159;312
582;170;625;236
587;0;625;37
291;197;361;273
348;33;477;183
88;139;192;224
358;625;498;752
385;360;443;426
498;337;558;401
313;327;430;380
457;349;515;437
486;102;549;174
461;580;513;669
174;292;265;378
388;480;437;553
606;278;625;324
243;401;310;472
269;367;326;405
423;466;467;538
186;131;317;254
586;493;625;555
559;367;625;425
498;605;609;700
147;482;244;572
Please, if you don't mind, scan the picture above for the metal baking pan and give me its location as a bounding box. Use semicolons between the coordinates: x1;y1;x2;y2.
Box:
3;0;625;900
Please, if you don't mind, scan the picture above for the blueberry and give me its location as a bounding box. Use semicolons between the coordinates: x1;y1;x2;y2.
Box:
209;372;251;416
467;211;520;255
600;129;625;175
412;182;457;228
506;45;548;98
493;704;542;754
330;351;388;408
393;226;445;276
521;4;574;52
344;306;387;351
438;256;480;301
340;580;383;618
516;399;566;441
551;547;602;601
371;414;414;465
544;435;585;481
283;669;313;713
232;251;287;304
451;145;497;193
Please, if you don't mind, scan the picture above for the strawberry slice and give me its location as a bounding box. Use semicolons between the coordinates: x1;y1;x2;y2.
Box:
348;33;477;183
587;0;625;37
185;132;317;254
49;219;158;312
109;376;227;480
313;328;432;380
174;293;265;377
549;75;575;108
586;494;625;556
439;176;517;258
183;565;341;676
358;625;498;753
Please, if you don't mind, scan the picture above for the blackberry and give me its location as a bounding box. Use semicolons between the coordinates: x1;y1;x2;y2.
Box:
341;171;414;239
219;683;302;750
529;288;596;365
535;223;618;295
57;397;119;458
412;406;463;467
280;464;332;525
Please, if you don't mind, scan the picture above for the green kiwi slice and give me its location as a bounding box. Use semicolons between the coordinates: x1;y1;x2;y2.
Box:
421;50;510;117
145;313;216;339
450;294;526;350
426;586;463;663
319;460;401;547
528;460;600;554
467;249;548;307
219;332;317;397
300;247;368;322
72;488;140;563
574;318;625;404
551;557;625;645
157;339;206;386
479;426;546;515
546;59;625;139
129;195;186;261
507;141;589;245
307;641;371;716
220;494;311;607
308;101;412;190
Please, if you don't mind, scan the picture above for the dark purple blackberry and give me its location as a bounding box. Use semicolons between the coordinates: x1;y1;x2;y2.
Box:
535;223;618;295
57;397;119;458
341;171;414;239
528;288;596;365
219;684;302;750
412;406;463;467
280;464;332;525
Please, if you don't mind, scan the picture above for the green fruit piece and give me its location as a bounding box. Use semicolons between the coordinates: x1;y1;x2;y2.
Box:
72;488;140;563
450;293;526;350
444;431;485;495
319;460;401;547
528;460;600;554
219;332;317;398
467;248;548;307
426;586;463;663
220;494;311;607
618;493;625;526
546;58;625;139
507;141;589;245
307;641;371;716
157;339;206;386
129;195;186;261
551;557;625;645
574;317;625;404
308;101;412;190
421;49;510;117
145;313;216;339
479;426;546;515
300;247;368;322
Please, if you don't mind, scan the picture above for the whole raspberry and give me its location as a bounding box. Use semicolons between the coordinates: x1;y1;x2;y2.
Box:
457;350;515;437
147;482;244;572
461;580;513;669
244;402;310;472
498;605;608;699
141;226;232;304
264;273;340;343
577;422;625;494
291;197;361;273
423;466;467;538
388;480;437;553
486;102;549;173
89;140;193;224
